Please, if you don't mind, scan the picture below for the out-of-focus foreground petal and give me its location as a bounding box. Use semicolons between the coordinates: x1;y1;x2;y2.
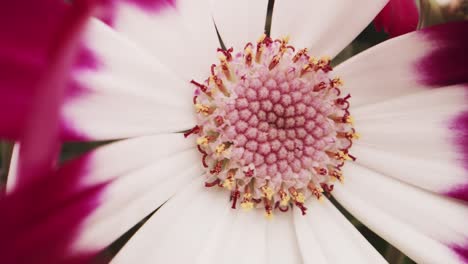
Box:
0;1;104;263
374;0;419;37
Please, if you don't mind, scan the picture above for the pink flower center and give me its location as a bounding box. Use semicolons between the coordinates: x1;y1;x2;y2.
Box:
186;35;357;218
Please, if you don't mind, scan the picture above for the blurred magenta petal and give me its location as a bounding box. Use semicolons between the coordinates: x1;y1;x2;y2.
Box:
0;1;98;187
0;1;107;263
374;0;419;37
0;166;106;264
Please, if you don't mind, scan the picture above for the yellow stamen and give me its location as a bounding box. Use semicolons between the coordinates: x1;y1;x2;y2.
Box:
222;177;235;190
257;34;266;43
351;132;360;140
196;137;209;146
336;151;353;161
295;192;306;203
345;115;354;125
195;104;212;116
240;193;254;211
219;54;232;81
280;191;290;206
332;77;344;87
261;186;274;200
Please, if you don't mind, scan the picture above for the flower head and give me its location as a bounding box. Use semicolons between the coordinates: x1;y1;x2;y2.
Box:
2;0;468;263
189;36;356;216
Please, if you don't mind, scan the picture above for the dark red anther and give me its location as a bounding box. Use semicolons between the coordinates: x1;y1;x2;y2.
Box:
210;160;223;175
335;94;351;105
331;87;342;97
231;190;240;209
313;81;327;92
314;167;327;176
295;202;307;215
183;125;201;138
190;80;208;92
217;47;234;61
193;96;198;105
264;199;273;215
341;113;351;123
210;64;217;76
347;153;357;161
286;45;295;52
279;205;289;212
336;161;345;169
274;201;290;212
268;55;281;70
321;183;334;193
320;183;334;197
197;145;207;155
202;154;208;168
205;178;221;188
252;198;262;204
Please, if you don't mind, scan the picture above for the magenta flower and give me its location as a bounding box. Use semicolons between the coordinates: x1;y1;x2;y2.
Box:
374;0;420;37
0;1;105;263
3;0;467;263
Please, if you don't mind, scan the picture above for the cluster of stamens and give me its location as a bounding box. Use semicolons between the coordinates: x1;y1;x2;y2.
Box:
185;35;358;218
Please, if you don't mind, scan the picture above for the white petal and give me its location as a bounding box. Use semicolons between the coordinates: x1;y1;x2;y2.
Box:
195;210;267;264
81;19;186;99
111;178;232;264
64;85;194;140
334;22;468;107
109;0;219;80
76;134;195;186
73;149;202;252
353;85;468;198
6;143;20;193
271;0;388;57
294;199;387;264
212;0;269;50
68;19;194;140
333;163;468;263
266;212;302;264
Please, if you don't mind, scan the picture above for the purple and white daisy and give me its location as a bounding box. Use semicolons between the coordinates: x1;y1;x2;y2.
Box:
3;0;468;263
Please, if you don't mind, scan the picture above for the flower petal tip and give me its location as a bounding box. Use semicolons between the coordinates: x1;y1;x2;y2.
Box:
374;0;419;37
451;243;468;263
415;21;468;87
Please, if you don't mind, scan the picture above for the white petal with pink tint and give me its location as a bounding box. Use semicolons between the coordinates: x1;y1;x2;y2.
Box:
69;20;195;140
353;85;468;198
109;0;219;80
333;163;468;264
64;86;194;140
80;20;190;101
271;0;388;58
212;0;269;50
111;178;231;264
334;34;430;107
294;199;386;264
74;149;202;252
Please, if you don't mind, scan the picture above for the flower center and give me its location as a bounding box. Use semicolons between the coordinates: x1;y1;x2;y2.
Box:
186;35;357;218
